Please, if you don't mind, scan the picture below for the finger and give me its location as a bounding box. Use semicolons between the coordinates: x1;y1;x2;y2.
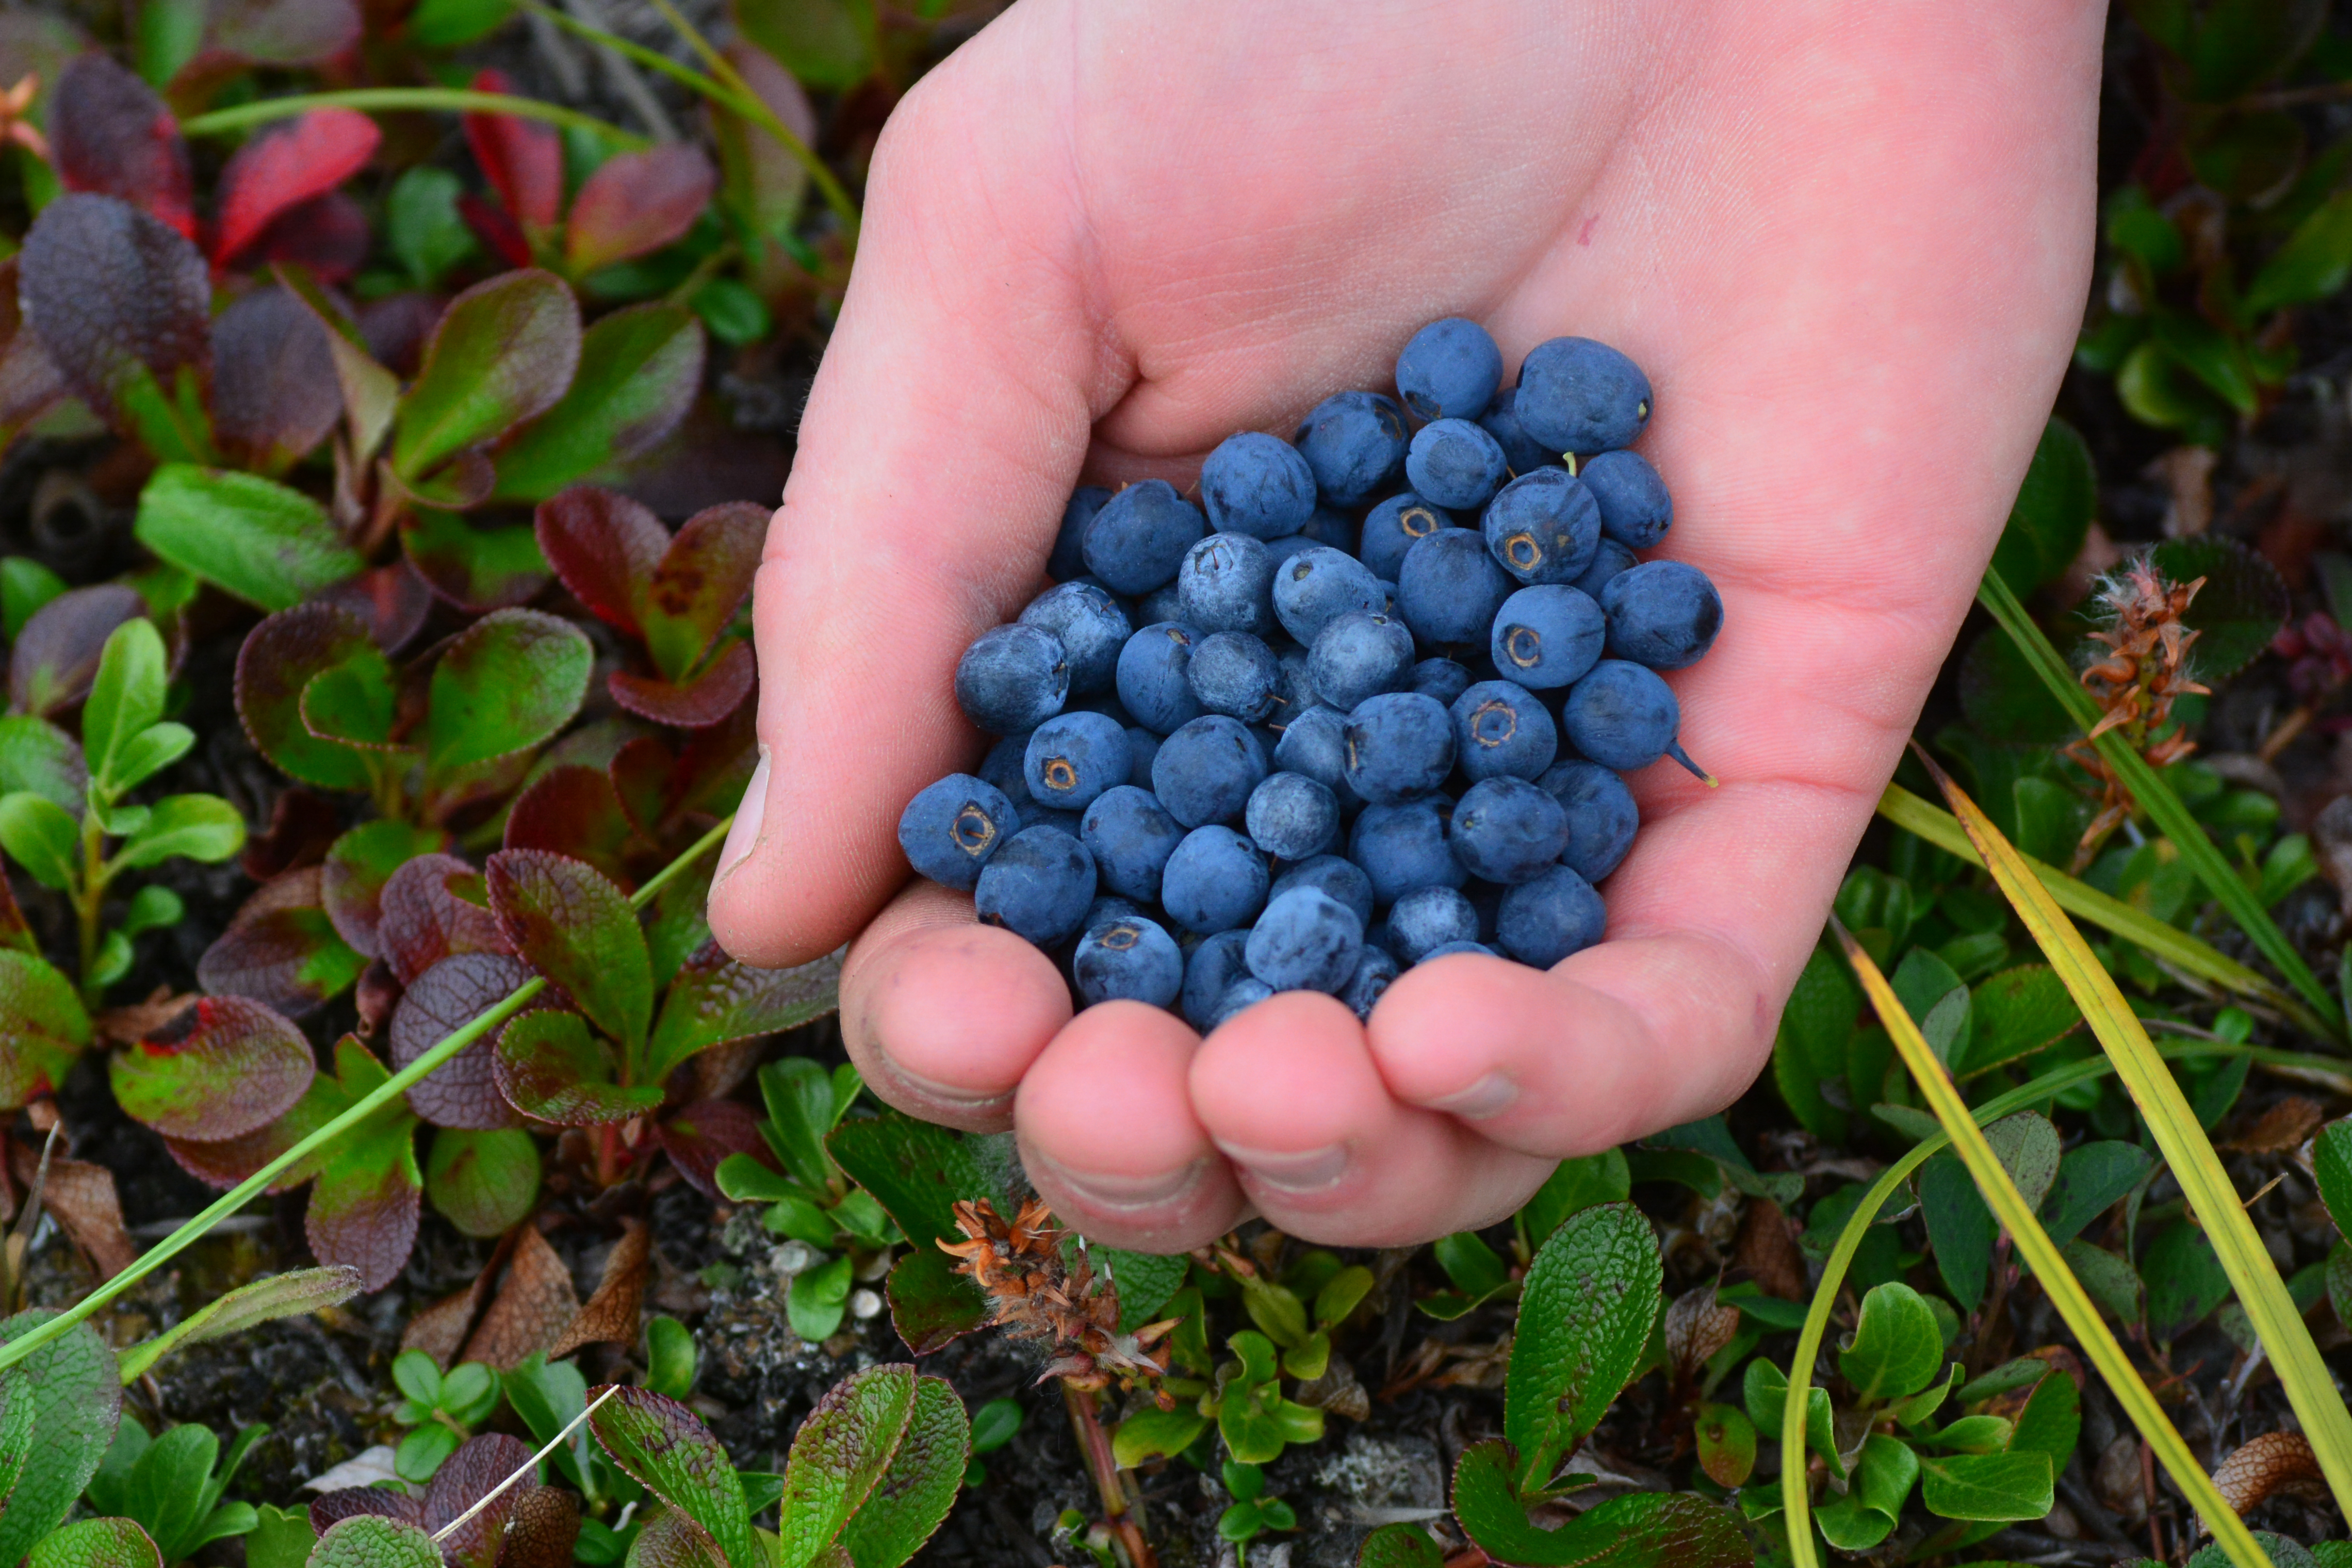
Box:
1016;1003;1246;1252
1189;992;1554;1246
839;879;1072;1133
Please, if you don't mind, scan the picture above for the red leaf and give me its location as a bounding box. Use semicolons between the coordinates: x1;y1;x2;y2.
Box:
110;994;316;1141
8;583;142;717
641;501;765;681
211;284;342;470
48;52;193;237
564;144;716;275
310;1491;421;1533
197;865;367;1018
609;640;756;729
214;108;379;266
19;193;210;428
456;191;533;271
426;1433;536;1568
669;690;759;821
389;953;533;1131
534;484;667;635
242;787;341;881
610;738;672;840
463;70;561;230
310;560;436;655
234;190;373;283
504;764;637;889
379;852;512;987
656;1099;766;1198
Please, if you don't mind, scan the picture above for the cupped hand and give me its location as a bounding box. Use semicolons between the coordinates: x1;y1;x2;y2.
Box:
707;0;2103;1250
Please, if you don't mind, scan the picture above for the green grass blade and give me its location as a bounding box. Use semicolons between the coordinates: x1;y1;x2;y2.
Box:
1977;562;2335;1026
182;89;647;147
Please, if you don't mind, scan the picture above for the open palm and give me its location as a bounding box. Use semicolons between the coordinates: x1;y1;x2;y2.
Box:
708;0;2103;1249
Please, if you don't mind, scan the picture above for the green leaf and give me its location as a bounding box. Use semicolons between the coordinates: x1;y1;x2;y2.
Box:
1989;418;2096;594
235;607;385;794
426;609;593;777
109;993;315;1141
492;305;705;502
0;1311;123;1568
733;0;876;90
878;1248;985;1356
124;1423;220;1560
1449;1443;1747;1567
132;466;363;613
2247;186;2352;315
826;1109;1001;1251
1967;965;2081;1076
424;1126;542;1238
2008;1366;2082;1468
647;945;839;1085
2064;1238;2146;1323
591;1387;757;1568
400;511;551;614
493;1009;663;1126
838;1373;967;1568
0;948;90;1105
753;1056;839;1189
385;168;479;289
302;1038;425;1293
113;794;245;868
1983;1110;2062;1214
405;0;514;47
116;1266;361;1383
1;559;66;642
645;1317;696;1401
27;1520;162;1568
1103;1250;1189;1332
1839;1282;1946;1403
1504;1201;1661;1494
1957;629;2079;748
2142;1220;2232;1341
485;849;652;1060
2116;338;2232;443
0;717;89;812
1692;1403;1755;1490
245;1506;315;1568
84;618;165;800
1920;1152;1996;1314
1816;1433;1919;1552
1742;1358;1839;1476
2150;309;2258;416
306;1515;443;1568
104;724;193;798
1519;1148;1632;1244
1354;1525;1445;1568
391;270;582;482
787;1255;852;1341
2148;534;2290;679
1110;1408;1208;1470
1892;946;1971;1069
775;1364;937;1568
1917;1450;2054;1521
2038;1140;2152;1249
2314;1118;2352;1236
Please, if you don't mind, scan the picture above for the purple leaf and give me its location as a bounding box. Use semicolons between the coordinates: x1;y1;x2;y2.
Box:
533;484;666;635
656;1099;766;1199
196;864;368;1017
309;1492;421;1534
109;994;315;1141
379;853;511;987
425;1432;536;1568
210;285;342;470
485;848;650;1057
563;144;716;276
640;501;765;683
493;1009;660;1126
212;108;378;267
47;53;193;238
390;953;534;1130
237;192;372;284
503;764;636;889
8;584;142;717
610;640;756;730
234;602;385;791
18;193;209;430
321;820;451;958
610;737;672;840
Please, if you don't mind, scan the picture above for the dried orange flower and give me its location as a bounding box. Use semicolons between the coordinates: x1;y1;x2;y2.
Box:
2064;558;2210;868
940;1196;1177;1402
0;77;46;161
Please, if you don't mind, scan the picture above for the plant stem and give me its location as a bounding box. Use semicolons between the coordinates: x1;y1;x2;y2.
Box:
74;811;105;1009
179;90;648;148
1060;1382;1152;1568
0;814;733;1373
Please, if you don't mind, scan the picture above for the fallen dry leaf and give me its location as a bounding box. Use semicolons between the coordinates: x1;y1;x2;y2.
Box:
2227;1096;2325;1154
2210;1430;2326;1522
93;986;195;1047
11;1142;134;1280
549;1218;649;1358
463;1223;579;1369
1734;1198;1807;1301
1664;1283;1740;1381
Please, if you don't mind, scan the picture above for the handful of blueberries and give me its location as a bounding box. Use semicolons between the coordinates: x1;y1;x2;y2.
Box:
896;320;1720;1032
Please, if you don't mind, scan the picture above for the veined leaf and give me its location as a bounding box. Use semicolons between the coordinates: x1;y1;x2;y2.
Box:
493;1009;660;1126
19;194;208;430
589;1388;756;1568
426;610;592;777
301;1037;423;1293
0;948;91;1106
486;849;652;1060
640;502;765;684
26;1518;162;1568
0;1311;124;1568
837;1373;966;1568
307;1515;439;1568
775;1366;914;1568
646;942;839;1083
392;270;580;482
492;306;703;504
110;995;314;1141
134;465;362;612
1504;1201;1660;1495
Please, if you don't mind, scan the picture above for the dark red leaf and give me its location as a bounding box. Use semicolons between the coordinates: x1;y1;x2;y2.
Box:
48;52;193;237
0;255;67;441
321;821;451;958
8;583;142;717
609;738;673;840
379;853;513;987
357;293;444;380
242;787;340;881
311;561;436;655
234;602;382;792
504;765;636;888
110;994;316;1141
357;957;401;1039
668;691;759;821
656;1099;766;1198
197;865;368;1018
533;484;666;635
18;193;210;427
426;1432;535;1568
462;71;561;231
456;191;533;272
308;1146;420;1294
609;640;756;730
597;402;790;522
641;501;764;681
236;191;373;284
390;953;533;1130
310;1490;422;1533
498;1488;580;1568
211;285;342;470
563;144;715;275
213;108;378;265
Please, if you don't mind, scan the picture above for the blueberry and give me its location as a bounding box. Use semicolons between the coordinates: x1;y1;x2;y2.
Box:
1396;317;1504;422
1015;800;1083;836
1116;623;1205;735
1496;864;1607;966
1152;714;1269;827
1560;659;1700;775
1177;532;1279;636
1161;825;1269;935
1299;504;1359;555
1599;560;1722;670
1137;582;1185;626
1342;692;1456;804
1182;928;1255;1029
1404;418;1509;511
1083;480;1206;595
1246;887;1364;993
1270;705;1359;808
1339;945;1399;1019
1023;711;1132;811
1515;337;1651;455
1200;432;1318;541
1397;528;1514;648
1080;784;1185;903
1125;726;1161;785
1449;680;1558;781
1085;892;1147;927
1295;390;1408;506
1269;854;1375;928
1538;760;1639;881
1187;631;1281;723
1209;977;1277;1028
1245;771;1340;861
1266;547;1380;646
955;624;1069;734
1463;879;1504;942
1348;797;1465;905
1384;885;1480;963
1569;537;1638;600
1419;939;1499;960
1449;776;1572;884
1360;492;1453;580
1049;486;1111;581
896;773;1017;891
1491;584;1605;690
1408;657;1474;707
974;826;1097;945
1478;385;1562;476
1273;643;1319;723
978;731;1033;802
1019;581;1132;695
1580;449;1672;548
1073;916;1186;1007
1309;611;1415;712
1481;468;1600;587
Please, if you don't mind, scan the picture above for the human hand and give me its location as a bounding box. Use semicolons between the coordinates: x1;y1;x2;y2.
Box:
707;0;2102;1250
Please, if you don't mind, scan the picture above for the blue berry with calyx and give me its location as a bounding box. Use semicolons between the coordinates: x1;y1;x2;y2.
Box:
1024;711;1132;812
1497;864;1607;966
1295;390;1408;506
1245;771;1340;861
1187;631;1282;723
1339;945;1398;1019
1397;528;1515;648
1161;825;1270;935
1539;760;1640;881
1360;492;1453;580
1080;784;1185;903
1182;929;1254;1030
1450;776;1572;884
1208;978;1277;1028
1271;706;1360;808
1082;479;1206;595
956;624;1069;734
1116;623;1204;735
897;773;1017;891
1420;939;1498;961
1125;726;1160;785
1309;611;1415;712
1396;318;1504;422
1600;560;1722;671
1449;679;1558;781
1178;532;1278;637
1019;581;1132;695
1246;886;1365;994
1404;418;1510;511
1561;659;1709;779
1270;854;1375;928
1272;643;1319;722
1490;584;1605;690
1478;385;1561;476
1385;885;1480;963
1152;714;1269;827
1201;432;1318;541
1348;796;1466;905
1343;691;1456;804
974;825;1097;945
1481;467;1600;586
1073;916;1185;1008
1049;486;1111;581
1581;449;1673;548
1514;337;1652;455
1273;546;1387;644
978;731;1033;802
1300;504;1360;555
1570;537;1638;600
1409;657;1474;707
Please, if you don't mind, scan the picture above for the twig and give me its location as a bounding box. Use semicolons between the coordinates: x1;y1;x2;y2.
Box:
433;1384;620;1542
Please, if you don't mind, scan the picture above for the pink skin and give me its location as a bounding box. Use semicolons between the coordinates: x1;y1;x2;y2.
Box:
708;0;2103;1248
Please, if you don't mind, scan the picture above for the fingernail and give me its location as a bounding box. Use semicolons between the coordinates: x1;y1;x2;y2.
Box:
1425;1072;1518;1120
1216;1141;1348;1195
890;1061;1016;1113
1032;1151;1207;1213
713;747;770;886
